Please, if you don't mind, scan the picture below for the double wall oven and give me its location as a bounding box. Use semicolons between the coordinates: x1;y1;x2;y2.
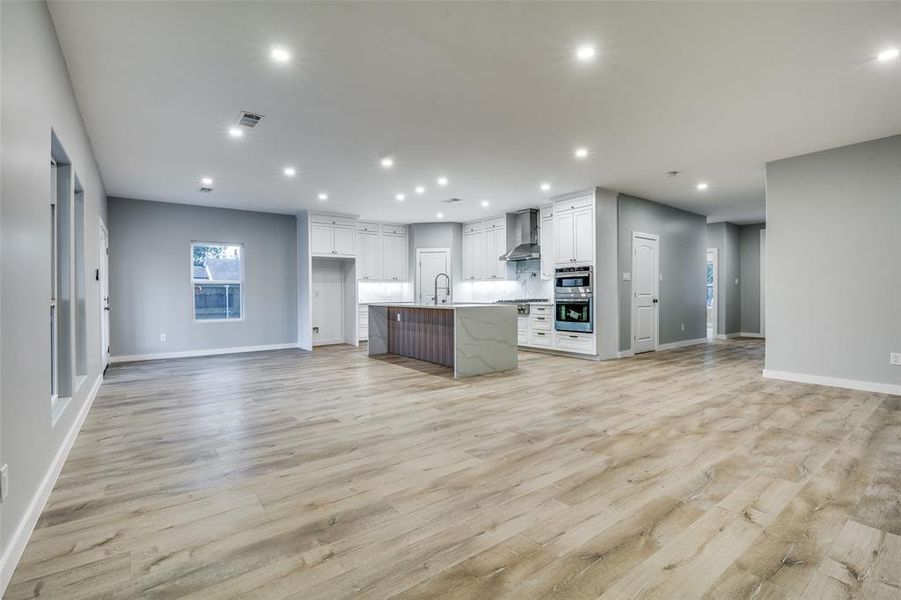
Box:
555;266;593;333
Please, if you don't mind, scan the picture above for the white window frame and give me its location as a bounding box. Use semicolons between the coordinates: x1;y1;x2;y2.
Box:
191;241;245;322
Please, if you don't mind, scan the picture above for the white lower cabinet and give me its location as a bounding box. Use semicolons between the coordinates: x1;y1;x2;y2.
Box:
530;329;553;347
555;331;594;354
358;305;369;341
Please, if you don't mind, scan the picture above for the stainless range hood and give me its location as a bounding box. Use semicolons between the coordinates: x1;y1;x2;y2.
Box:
499;208;540;261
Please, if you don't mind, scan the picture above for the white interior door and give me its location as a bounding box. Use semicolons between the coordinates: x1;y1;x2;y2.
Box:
99;220;110;370
312;259;345;345
631;232;659;353
760;229;766;337
417;249;450;304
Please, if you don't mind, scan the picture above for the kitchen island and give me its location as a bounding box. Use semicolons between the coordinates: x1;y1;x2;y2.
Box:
368;303;518;378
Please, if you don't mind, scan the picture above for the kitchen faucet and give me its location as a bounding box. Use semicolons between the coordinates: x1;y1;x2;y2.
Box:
434;273;450;305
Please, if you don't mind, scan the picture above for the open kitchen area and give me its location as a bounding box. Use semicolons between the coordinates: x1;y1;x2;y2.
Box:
6;1;899;598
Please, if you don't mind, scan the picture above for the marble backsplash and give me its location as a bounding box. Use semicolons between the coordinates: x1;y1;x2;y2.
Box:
455;259;553;303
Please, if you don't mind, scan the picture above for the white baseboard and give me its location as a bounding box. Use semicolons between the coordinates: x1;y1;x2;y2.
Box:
111;342;299;363
617;350;635;358
739;332;765;338
716;332;740;340
657;338;708;351
0;375;102;595
763;369;901;396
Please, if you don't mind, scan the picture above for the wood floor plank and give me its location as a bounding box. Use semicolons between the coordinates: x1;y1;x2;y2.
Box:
6;339;900;599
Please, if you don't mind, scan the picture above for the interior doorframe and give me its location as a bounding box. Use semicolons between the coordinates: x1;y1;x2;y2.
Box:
759;228;766;337
98;217;110;372
630;231;660;353
706;247;719;339
416;247;451;304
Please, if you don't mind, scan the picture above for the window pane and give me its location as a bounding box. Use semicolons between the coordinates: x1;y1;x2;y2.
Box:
194;283;242;320
192;243;241;282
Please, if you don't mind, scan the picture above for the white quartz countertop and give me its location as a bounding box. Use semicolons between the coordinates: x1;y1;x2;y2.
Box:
367;302;511;310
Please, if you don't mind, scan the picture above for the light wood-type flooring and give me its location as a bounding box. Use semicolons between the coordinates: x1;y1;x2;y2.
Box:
6;340;901;599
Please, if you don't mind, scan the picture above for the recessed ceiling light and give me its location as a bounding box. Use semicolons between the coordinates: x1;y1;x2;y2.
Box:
436;212;444;219
228;126;243;138
437;176;448;186
380;157;394;169
574;147;588;159
877;47;900;61
200;177;213;186
283;167;296;177
575;45;596;62
270;46;291;64
481;200;490;208
318;192;328;201
395;193;406;201
415;186;426;194
697;182;709;190
540;182;551;191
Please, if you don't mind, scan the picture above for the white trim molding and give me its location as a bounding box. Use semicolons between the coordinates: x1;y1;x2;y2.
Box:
739;332;765;339
716;332;741;340
763;369;901;396
111;342;300;364
0;375;102;594
657;338;709;351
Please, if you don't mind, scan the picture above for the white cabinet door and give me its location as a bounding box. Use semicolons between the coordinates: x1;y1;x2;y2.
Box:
311;224;333;255
540;217;554;279
393;236;409;281
555;209;574;264
463;231;482;280
573;206;593;263
357;231;381;280
482;228;504;279
333;226;355;256
381;235;395;281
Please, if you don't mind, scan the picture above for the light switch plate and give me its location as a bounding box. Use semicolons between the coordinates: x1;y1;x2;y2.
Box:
622;272;631;281
891;352;901;366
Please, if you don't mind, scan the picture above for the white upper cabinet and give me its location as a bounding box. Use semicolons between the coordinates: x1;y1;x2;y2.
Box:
483;227;506;279
382;233;408;281
554;195;593;264
462;216;511;281
354;221;408;282
310;213;356;257
462;231;482;280
357;231;381;280
540;212;554;280
333;226;355;256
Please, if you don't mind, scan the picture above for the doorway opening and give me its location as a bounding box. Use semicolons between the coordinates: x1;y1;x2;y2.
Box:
706;248;718;340
311;257;357;347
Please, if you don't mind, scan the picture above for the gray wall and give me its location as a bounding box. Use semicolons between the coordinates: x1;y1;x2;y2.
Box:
108;198;297;357
739;223;766;334
409;222;463;300
766;135;901;389
706;222;742;335
617;194;707;351
0;0;108;577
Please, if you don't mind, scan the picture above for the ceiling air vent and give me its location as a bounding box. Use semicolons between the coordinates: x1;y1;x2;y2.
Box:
441;198;462;204
199;185;213;193
237;111;263;128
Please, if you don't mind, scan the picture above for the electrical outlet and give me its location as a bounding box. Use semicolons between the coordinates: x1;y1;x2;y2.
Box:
681;323;685;331
159;333;167;342
890;352;901;366
0;464;9;502
396;313;401;321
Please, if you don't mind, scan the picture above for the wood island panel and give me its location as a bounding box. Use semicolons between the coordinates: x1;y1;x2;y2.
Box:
387;307;454;367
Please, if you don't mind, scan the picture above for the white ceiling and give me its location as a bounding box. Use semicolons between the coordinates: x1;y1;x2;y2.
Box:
49;1;900;224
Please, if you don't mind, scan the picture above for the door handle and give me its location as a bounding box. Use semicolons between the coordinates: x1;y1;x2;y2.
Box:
104;306;111;311
652;298;659;303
